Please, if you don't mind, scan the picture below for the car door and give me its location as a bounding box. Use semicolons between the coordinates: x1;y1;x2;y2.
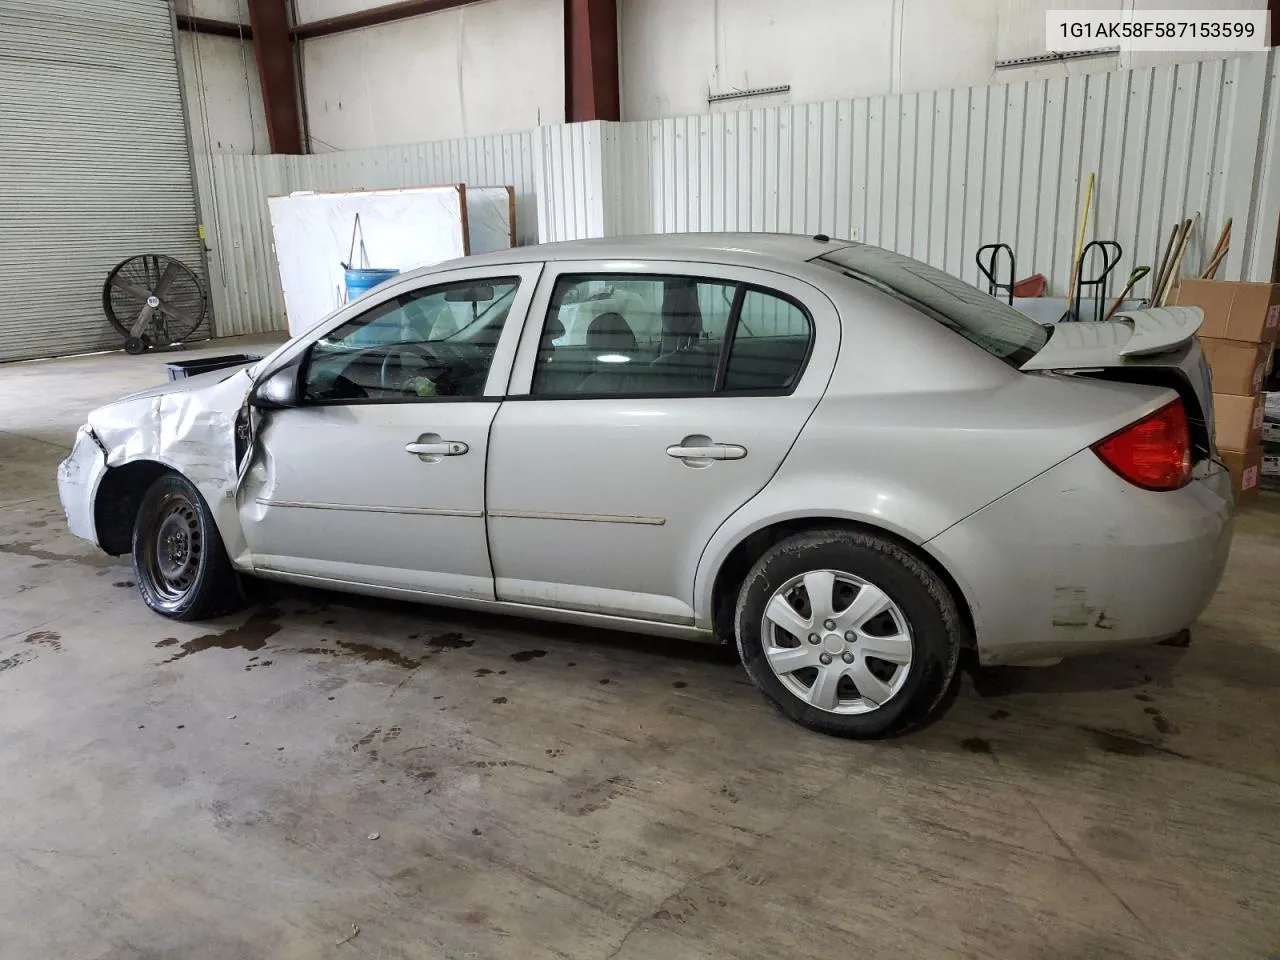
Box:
485;260;840;625
239;263;542;599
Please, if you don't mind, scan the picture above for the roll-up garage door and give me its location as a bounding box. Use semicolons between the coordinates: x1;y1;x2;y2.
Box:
0;0;206;361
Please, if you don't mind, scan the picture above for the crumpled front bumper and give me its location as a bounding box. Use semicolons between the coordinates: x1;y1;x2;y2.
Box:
57;425;109;547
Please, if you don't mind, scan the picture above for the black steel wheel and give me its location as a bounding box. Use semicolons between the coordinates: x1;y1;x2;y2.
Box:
132;472;242;620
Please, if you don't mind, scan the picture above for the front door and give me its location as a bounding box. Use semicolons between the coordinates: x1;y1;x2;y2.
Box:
485;261;839;624
240;264;540;599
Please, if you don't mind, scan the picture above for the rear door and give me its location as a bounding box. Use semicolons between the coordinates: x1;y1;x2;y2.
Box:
485;260;840;625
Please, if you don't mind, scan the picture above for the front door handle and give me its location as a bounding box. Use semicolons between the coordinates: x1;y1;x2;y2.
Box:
405;434;468;462
666;441;747;461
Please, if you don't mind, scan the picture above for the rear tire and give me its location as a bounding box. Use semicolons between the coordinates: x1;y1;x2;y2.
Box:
735;529;962;738
132;472;243;621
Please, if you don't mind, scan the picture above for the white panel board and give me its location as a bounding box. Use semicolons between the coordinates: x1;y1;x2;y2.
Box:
464;186;516;255
268;185;467;336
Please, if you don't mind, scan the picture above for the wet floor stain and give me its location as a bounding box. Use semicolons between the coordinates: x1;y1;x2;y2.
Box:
161;608;281;664
474;668;493;677
598;678;612;685
545;748;564;758
155;637;178;648
1088;728;1159;757
427;632;473;650
0;541;115;567
1135;693;1154;702
988;709;1011;721
1142;706;1179;735
24;631;62;651
960;737;993;754
0;651;35;673
672;681;688;689
492;696;508;704
244;659;274;671
352;726;401;759
560;775;633;816
112;581;135;589
330;640;419;669
511;649;547;663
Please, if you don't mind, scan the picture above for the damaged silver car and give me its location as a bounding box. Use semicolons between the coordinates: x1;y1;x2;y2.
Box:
59;234;1234;738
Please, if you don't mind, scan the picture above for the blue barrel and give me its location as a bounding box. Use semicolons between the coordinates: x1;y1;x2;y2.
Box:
344;266;399;303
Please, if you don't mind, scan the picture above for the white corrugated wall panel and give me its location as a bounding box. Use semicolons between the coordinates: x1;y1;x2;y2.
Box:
610;49;1278;295
0;0;205;361
202;131;536;336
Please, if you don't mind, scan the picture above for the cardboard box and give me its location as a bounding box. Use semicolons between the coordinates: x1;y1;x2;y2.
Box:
1175;279;1280;343
1221;447;1262;506
1200;337;1269;397
1214;392;1264;452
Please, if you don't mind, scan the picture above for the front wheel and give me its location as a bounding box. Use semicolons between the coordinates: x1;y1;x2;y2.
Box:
132;472;243;620
735;529;962;738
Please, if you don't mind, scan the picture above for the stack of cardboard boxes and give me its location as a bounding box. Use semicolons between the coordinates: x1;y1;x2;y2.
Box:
1173;280;1280;506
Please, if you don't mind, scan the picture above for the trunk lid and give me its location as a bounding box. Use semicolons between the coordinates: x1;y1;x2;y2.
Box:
1020;306;1216;455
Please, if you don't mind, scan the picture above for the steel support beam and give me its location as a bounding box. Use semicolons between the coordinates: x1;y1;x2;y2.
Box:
564;0;619;122
176;14;252;39
290;0;480;40
246;0;304;154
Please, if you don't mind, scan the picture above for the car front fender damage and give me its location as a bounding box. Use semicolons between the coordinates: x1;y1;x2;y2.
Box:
87;370;255;567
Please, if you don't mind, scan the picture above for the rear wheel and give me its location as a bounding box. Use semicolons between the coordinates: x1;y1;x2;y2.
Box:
735;529;962;738
132;472;242;620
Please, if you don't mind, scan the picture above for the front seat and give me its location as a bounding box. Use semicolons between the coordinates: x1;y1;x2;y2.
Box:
585;312;637;356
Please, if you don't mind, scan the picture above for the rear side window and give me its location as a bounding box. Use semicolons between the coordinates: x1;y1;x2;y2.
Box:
816;246;1048;367
724;290;812;391
530;274;813;397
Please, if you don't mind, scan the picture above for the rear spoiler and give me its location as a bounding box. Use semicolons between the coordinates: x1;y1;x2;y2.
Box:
1021;305;1204;371
1113;305;1203;357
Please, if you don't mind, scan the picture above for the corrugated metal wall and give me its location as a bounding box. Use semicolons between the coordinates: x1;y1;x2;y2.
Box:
605;49;1279;297
203;49;1278;337
201;133;537;336
0;0;205;361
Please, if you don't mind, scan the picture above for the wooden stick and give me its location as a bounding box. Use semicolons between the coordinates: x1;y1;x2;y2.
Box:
1105;266;1151;320
1149;223;1179;306
1204;218;1231;270
1203;243;1229;279
1066;172;1096;314
1158;214;1197;306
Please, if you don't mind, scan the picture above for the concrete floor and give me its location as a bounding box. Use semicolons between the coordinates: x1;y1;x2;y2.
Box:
2;337;1279;960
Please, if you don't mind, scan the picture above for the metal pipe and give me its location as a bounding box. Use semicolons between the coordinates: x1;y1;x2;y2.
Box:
176;14;253;40
289;0;482;40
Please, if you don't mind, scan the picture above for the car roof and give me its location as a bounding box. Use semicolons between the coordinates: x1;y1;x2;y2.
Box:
401;233;857;281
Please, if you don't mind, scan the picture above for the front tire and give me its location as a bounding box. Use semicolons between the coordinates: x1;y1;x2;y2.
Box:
735;529;962;738
132;472;242;620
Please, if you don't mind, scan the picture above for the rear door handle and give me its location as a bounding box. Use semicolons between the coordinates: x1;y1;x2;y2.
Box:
666;442;747;461
405;440;468;457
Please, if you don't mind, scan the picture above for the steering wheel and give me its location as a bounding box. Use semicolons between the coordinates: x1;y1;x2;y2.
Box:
379;342;449;392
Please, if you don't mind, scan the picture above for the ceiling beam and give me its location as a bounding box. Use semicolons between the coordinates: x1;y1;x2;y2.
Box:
246;0;304;153
564;0;619;122
176;14;252;40
290;0;481;40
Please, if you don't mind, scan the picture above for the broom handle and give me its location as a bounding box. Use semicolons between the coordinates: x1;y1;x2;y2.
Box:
1066;174;1095;312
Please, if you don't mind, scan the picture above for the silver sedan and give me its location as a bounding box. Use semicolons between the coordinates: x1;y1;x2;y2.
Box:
58;234;1234;738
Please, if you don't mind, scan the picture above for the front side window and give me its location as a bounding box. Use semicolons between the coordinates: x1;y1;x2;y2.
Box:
531;274;812;397
816;245;1048;367
302;277;520;403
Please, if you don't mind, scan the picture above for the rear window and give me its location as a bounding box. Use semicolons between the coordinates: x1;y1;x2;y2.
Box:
817;245;1049;367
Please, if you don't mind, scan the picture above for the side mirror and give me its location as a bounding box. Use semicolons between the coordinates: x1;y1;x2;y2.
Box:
250;364;300;409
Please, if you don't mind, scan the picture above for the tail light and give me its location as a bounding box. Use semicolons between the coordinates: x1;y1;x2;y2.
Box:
1092;399;1192;491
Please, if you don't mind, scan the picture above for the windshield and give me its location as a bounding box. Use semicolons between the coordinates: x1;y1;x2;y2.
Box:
817;245;1048;367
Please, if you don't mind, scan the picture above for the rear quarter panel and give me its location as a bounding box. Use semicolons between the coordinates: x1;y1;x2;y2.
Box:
693;279;1183;628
